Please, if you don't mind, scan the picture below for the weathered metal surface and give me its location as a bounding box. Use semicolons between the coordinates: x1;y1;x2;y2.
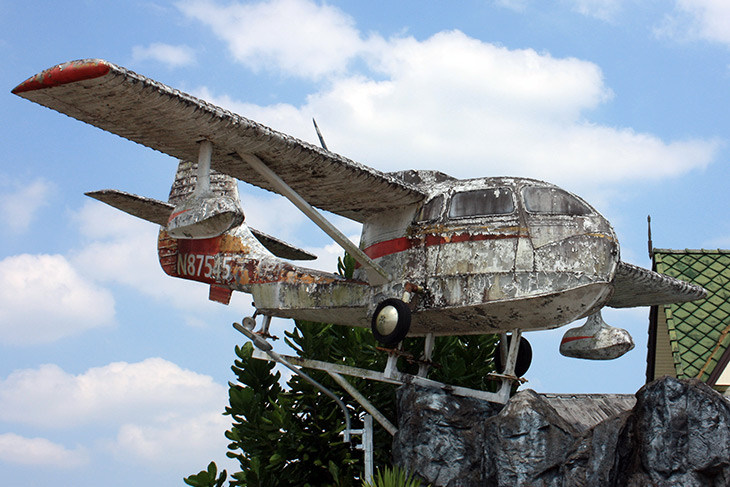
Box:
14;60;710;349
85;189;173;226
166;193;243;239
608;260;707;307
248;349;514;404
559;310;635;359
166;141;245;239
12;59;425;222
356;175;619;334
87;187;317;260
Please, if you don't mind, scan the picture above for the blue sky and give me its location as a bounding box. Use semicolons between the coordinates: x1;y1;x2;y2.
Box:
1;0;729;485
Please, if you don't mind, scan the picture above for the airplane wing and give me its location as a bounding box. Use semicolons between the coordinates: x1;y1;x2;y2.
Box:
13;59;426;222
86;189;317;261
607;261;706;308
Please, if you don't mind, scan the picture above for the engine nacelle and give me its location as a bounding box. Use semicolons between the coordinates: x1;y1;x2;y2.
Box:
559;310;635;360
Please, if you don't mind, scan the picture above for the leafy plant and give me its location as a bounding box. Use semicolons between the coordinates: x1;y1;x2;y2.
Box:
185;461;227;487
363;466;426;487
185;252;497;486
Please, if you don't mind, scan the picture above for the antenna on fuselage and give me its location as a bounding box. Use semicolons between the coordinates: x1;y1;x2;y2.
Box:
647;215;653;260
312;118;329;151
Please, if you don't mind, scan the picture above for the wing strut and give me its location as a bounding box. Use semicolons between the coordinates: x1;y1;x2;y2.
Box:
238;151;390;286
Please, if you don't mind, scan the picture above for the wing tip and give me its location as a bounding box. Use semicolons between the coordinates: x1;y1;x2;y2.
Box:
12;59;112;95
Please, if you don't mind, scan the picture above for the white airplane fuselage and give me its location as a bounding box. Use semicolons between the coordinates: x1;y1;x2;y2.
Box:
160;170;619;336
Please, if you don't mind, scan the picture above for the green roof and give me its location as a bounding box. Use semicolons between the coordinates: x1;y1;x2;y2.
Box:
653;249;730;382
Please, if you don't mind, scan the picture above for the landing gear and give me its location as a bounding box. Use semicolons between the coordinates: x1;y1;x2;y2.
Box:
371;298;411;347
236;316;524;405
241;311;276;339
494;335;532;377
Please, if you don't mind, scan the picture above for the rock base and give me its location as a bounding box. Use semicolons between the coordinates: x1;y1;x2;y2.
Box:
393;377;730;487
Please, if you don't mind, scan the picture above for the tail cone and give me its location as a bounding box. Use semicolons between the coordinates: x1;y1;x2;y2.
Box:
559;310;634;360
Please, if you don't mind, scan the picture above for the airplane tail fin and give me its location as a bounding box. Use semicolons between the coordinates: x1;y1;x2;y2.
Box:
167;159;240;207
85;161;244;234
85;160;316;261
165;157;245;239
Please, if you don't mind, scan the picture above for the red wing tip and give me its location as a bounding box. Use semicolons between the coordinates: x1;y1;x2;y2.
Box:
12;59;112;95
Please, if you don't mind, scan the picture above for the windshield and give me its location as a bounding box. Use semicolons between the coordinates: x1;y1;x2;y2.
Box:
448;188;515;218
416;195;445;222
522;186;591;216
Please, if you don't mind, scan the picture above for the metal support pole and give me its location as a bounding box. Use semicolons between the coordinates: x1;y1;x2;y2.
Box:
362;414;374;483
237;151;389;285
233;321;352;443
495;329;522;402
196;140;212;194
327;371;398;436
383;350;399;380
349;414;374;484
418;333;435;377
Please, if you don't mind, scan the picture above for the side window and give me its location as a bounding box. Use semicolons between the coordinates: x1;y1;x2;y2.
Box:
522;186;591;216
448;188;515;218
416;195;444;222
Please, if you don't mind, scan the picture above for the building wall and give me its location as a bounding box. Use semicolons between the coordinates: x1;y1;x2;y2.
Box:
653;307;678;378
713;365;730;394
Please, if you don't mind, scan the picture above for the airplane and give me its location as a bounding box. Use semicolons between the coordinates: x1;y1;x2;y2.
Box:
12;59;707;385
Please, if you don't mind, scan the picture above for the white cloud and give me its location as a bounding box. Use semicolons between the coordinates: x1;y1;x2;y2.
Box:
111;411;229;468
0;359;226;429
493;0;529;12
0;178;54;234
0;359;230;468
131;43;196;68
177;0;368;79
0;253;115;345
236;188;311;242
0;433;88;468
564;0;625;21
656;0;730;47
185;18;720;188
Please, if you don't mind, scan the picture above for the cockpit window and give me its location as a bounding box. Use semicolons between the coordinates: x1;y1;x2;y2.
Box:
522;186;591;216
448;188;515;218
416;195;445;222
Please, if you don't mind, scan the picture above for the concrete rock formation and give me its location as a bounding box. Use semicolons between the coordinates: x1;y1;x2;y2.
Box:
393;376;730;486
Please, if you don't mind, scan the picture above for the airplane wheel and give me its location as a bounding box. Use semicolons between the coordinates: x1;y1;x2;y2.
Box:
494;336;532;377
242;316;256;330
371;298;411;346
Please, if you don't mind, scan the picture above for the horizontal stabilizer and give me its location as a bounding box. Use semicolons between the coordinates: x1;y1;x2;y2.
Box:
85;189;317;261
247;228;317;261
86;189;171;225
608;261;706;308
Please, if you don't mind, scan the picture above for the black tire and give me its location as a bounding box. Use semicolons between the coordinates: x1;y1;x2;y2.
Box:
494;336;532;377
371;298;411;346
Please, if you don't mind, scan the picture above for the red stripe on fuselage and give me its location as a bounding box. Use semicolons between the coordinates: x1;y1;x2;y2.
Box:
178;236;222;254
363;232;523;260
